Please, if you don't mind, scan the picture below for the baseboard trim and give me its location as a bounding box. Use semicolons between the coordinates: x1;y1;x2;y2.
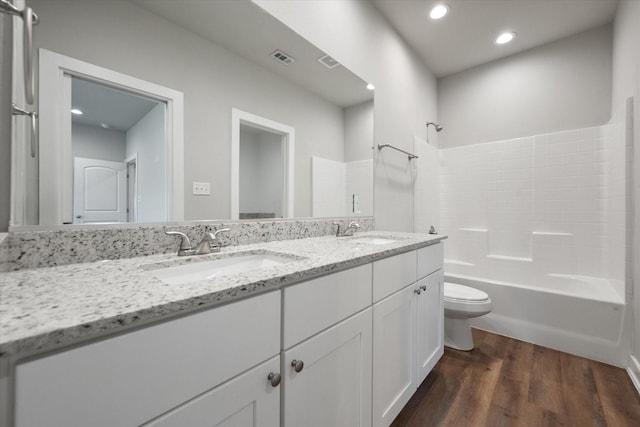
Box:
628;355;640;396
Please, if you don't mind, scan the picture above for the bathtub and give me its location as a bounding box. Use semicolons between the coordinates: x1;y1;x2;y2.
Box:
446;273;628;367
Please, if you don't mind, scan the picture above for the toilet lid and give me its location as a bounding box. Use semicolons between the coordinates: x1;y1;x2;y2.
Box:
444;282;489;302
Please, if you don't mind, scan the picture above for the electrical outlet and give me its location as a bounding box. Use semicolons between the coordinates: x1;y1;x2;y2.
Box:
192;182;211;195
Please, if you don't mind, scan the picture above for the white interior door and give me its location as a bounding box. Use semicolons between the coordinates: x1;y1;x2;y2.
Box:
73;157;127;224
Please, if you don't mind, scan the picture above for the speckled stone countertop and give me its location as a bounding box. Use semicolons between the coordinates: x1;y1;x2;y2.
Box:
0;231;445;360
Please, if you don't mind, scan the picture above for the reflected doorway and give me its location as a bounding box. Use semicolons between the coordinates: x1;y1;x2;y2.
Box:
70;78;165;224
239;125;283;219
231;108;294;220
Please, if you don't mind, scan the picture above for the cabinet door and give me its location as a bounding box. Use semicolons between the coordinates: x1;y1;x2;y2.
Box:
415;270;444;385
143;356;280;427
373;285;417;427
283;308;372;427
15;291;281;427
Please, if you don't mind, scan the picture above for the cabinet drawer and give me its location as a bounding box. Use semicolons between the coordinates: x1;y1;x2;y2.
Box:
373;251;417;302
283;264;372;349
417;243;443;279
15;291;281;427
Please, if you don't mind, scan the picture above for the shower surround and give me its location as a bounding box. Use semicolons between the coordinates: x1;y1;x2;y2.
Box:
439;102;632;366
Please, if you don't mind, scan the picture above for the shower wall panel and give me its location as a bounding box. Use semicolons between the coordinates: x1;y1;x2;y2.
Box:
440;119;627;296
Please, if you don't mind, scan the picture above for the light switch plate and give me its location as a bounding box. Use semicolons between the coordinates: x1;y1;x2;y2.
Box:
192;182;211;195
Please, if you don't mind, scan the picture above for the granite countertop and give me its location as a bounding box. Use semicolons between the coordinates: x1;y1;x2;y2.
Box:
0;231;445;360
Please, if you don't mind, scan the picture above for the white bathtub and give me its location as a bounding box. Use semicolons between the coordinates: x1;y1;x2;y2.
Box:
446;273;628;366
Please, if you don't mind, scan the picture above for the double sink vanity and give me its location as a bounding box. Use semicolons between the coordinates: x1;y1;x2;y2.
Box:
0;223;445;427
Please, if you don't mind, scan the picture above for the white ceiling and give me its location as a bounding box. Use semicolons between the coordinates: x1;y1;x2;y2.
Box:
71;78;160;132
372;0;619;78
131;0;372;108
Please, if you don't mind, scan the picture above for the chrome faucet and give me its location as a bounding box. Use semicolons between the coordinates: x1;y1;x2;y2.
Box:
165;230;195;256
333;222;342;237
347;221;360;235
165;228;231;256
195;228;231;254
333;221;360;237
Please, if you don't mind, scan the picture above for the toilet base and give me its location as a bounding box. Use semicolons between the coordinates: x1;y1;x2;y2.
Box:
444;317;474;351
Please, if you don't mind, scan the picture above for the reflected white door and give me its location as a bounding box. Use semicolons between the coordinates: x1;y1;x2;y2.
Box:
73;157;127;224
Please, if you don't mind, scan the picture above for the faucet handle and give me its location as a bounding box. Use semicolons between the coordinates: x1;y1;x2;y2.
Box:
165;230;194;256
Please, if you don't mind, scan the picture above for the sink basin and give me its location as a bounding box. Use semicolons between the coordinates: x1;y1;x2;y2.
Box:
348;237;399;245
147;252;298;285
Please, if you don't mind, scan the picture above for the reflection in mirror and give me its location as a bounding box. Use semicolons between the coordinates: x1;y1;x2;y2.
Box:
70;78;166;224
239;125;283;219
13;0;374;227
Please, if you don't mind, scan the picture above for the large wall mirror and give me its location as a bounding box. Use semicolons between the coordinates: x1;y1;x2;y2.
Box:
12;0;374;227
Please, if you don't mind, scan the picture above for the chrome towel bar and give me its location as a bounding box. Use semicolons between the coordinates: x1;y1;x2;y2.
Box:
377;144;418;160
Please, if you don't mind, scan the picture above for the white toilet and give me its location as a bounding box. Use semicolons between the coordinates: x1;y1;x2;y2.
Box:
444;282;493;351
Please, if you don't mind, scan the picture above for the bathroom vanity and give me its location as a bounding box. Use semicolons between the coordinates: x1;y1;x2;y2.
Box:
0;231;445;427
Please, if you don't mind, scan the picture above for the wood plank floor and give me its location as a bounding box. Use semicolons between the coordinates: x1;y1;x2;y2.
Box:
391;329;640;427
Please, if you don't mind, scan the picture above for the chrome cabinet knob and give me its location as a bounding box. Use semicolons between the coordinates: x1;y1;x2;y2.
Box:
267;372;281;387
421;285;427;291
414;288;421;295
291;359;304;373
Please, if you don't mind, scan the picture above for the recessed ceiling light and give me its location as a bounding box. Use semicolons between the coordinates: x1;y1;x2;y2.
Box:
70;108;83;115
495;32;516;45
366;83;375;90
429;4;449;20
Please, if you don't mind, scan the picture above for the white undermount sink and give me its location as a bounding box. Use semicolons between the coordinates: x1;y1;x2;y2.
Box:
147;252;298;285
348;236;399;245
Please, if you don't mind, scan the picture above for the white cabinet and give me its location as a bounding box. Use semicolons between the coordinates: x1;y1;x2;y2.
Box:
373;251;416;302
14;291;281;427
283;308;372;427
372;246;444;427
283;264;372;349
415;270;444;385
10;241;444;427
282;265;373;427
373;285;417;427
144;356;281;427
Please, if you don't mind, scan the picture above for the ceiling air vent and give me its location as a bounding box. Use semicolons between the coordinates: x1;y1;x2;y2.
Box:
318;54;340;69
270;49;295;65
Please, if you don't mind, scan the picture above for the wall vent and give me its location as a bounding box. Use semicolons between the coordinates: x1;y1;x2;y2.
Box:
318;54;340;69
270;50;295;65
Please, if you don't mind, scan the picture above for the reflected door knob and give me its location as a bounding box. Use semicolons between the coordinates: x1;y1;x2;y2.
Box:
291;359;304;373
267;372;281;387
414;288;421;295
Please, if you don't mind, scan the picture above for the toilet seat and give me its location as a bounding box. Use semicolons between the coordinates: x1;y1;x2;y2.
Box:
444;282;489;302
444;282;492;319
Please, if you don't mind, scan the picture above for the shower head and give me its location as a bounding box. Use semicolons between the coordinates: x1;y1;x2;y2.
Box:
426;122;443;132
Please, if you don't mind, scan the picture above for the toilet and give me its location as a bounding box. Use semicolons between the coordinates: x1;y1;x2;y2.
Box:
444;282;493;351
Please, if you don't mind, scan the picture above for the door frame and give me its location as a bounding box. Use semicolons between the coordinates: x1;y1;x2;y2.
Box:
231;108;294;220
125;153;138;223
37;49;184;225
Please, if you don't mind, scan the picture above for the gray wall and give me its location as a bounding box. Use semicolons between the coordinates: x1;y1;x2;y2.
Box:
344;100;374;163
438;24;613;147
0;13;12;231
612;0;640;371
72;123;126;162
239;129;282;217
28;0;346;220
126;103;166;223
255;0;438;232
